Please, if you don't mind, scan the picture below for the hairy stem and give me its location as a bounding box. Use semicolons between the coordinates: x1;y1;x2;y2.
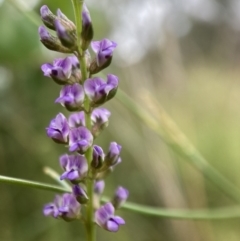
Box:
71;1;95;240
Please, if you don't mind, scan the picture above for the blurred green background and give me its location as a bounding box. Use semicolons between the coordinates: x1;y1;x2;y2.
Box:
1;0;240;240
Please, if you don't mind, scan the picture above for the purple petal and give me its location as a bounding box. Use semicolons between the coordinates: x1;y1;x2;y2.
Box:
91;41;100;53
113;216;125;225
107;74;118;87
59;154;69;169
69;112;85;128
38;26;50;40
60;170;79;180
95;207;109;226
103;202;115;215
106;220;119;232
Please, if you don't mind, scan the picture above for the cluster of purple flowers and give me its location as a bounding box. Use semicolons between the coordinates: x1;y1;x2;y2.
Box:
39;4;129;232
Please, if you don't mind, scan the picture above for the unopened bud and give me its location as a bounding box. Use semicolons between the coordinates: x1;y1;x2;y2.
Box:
38;26;72;53
105;142;122;167
72;185;89;204
91;145;104;169
55;20;77;50
112;186;129;209
40;5;56;30
81;4;94;50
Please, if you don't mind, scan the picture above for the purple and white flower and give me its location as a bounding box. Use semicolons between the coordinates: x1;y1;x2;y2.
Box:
69;111;85;128
55;84;85;111
95;202;125;232
46;113;69;144
59;153;88;182
43;193;81;221
91;39;117;68
69;126;93;154
41;57;72;85
84;74;119;106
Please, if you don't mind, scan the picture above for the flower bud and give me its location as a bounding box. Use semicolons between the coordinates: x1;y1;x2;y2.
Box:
72;185;89;204
94;180;105;195
55;19;77;50
81;4;93;50
38;26;72;53
40;5;57;30
112;186;129;209
91;145;104;169
57;9;76;31
105;142;122;166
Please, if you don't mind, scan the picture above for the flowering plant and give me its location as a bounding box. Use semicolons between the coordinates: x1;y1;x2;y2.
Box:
2;1;240;241
39;1;128;238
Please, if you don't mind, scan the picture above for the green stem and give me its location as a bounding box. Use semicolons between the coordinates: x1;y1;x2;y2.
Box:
0;175;71;193
1;175;240;220
71;1;95;241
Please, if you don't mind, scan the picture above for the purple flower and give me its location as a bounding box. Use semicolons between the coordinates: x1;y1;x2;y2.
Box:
46;113;69;144
105;142;122;166
94;180;105;195
69;111;85;128
55;84;85;111
91;108;111;137
91;39;117;68
69;126;93;154
95;203;125;232
43;193;81;221
41;57;72;85
84;74;119;106
112;186;129;209
72;185;89;204
92;145;104;169
59;154;88;182
55;19;76;49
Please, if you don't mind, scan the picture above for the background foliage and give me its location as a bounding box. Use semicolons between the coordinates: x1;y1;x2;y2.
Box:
1;0;240;240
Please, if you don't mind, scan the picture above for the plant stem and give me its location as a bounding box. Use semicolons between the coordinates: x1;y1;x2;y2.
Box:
0;175;71;193
71;1;95;240
1;175;240;220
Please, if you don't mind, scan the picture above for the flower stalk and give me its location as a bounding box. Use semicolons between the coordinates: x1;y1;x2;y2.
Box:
71;1;95;240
